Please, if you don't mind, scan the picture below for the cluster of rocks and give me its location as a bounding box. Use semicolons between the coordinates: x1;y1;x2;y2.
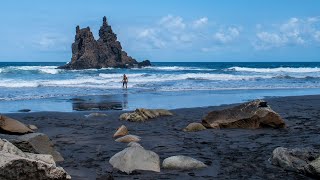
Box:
120;108;173;122
59;16;151;70
110;124;207;174
0;115;70;180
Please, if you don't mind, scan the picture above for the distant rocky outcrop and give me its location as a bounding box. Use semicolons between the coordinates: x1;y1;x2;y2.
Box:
59;16;151;70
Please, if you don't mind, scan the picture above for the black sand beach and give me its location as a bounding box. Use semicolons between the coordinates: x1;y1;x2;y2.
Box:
4;95;320;179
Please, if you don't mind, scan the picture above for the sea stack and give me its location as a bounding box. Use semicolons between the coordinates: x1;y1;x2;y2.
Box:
59;16;151;70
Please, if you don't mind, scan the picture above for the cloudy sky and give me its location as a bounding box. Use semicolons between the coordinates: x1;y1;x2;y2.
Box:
0;0;320;62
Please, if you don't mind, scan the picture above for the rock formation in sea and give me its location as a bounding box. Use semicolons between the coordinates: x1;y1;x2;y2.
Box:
59;16;151;70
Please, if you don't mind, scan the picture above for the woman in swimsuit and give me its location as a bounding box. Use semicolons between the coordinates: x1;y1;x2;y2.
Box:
122;74;128;89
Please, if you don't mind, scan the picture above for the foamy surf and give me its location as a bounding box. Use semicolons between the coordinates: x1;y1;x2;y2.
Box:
228;67;320;73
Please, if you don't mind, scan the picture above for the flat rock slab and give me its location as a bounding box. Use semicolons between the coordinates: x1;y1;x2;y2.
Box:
115;135;140;143
202;100;285;129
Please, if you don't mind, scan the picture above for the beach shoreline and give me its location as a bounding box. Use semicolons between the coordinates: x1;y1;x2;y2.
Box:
2;94;319;179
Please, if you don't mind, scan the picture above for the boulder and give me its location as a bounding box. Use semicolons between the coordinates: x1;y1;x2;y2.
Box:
113;125;128;138
202;100;285;129
183;123;206;132
0;138;70;180
85;112;108;118
109;143;160;174
162;155;207;170
59;16;151;70
270;147;320;178
0;115;33;134
115;135;140;143
120;108;173;122
0;133;64;162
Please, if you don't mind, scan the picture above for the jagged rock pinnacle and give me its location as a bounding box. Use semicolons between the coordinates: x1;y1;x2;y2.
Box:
59;16;151;70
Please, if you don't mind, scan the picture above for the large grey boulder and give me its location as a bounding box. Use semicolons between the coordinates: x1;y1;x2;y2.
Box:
162;155;207;170
109;143;160;174
120;108;173;122
0;115;33;134
202;100;285;129
0;138;70;180
270;147;320;178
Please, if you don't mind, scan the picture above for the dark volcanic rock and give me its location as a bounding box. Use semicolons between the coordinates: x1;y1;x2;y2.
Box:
202;100;286;129
59;16;151;70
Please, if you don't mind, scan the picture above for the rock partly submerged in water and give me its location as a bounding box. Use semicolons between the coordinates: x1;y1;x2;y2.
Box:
120;108;173;122
270;147;320;178
183;122;206;132
162;155;207;170
113;125;129;138
6;133;64;162
109;143;160;174
0;138;70;180
115;134;140;143
0;115;33;134
202;100;285;129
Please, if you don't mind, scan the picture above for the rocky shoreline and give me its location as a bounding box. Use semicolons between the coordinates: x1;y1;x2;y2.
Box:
1;95;320;179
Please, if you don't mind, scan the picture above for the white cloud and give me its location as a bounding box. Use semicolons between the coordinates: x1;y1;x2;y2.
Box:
192;17;208;28
213;27;241;44
137;28;166;48
134;15;210;50
254;17;320;50
158;15;186;31
33;33;69;51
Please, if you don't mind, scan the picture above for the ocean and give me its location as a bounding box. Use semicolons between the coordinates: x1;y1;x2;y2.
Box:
0;62;320;112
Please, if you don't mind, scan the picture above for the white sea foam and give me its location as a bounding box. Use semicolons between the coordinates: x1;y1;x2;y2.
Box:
228;67;320;73
141;66;216;71
0;71;319;89
0;66;61;74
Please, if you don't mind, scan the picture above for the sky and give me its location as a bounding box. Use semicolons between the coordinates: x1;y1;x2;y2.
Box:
0;0;320;62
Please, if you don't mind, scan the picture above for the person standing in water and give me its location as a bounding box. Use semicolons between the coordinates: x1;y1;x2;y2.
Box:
122;74;128;89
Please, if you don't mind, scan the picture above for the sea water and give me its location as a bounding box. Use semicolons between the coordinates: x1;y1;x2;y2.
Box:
0;62;319;112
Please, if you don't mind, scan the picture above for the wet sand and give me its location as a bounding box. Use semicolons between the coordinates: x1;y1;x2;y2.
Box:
4;95;320;179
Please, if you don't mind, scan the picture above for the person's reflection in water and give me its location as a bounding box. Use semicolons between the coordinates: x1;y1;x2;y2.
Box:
122;92;128;109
